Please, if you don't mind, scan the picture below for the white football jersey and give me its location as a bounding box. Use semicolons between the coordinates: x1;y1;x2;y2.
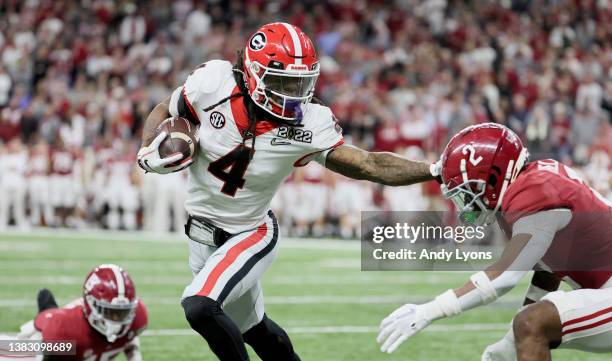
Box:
169;60;343;233
28;151;49;176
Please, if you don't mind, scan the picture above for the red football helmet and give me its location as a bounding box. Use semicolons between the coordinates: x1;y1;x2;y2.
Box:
243;22;319;124
83;264;138;342
440;123;529;225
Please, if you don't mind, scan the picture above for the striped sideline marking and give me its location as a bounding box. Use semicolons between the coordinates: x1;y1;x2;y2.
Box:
0;323;509;337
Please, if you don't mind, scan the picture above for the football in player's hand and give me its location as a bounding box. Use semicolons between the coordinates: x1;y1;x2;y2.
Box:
156;117;198;167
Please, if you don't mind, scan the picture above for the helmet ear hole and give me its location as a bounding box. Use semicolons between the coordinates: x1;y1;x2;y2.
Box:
488;165;502;188
488;174;498;187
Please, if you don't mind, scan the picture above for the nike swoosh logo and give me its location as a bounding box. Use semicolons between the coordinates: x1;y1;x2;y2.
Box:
271;138;291;146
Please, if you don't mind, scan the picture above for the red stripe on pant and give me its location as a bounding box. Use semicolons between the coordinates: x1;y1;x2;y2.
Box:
562;306;612;329
562;314;612;336
197;223;268;297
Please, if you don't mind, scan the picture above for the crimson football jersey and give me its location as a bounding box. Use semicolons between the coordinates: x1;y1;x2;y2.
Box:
501;159;612;289
34;300;147;361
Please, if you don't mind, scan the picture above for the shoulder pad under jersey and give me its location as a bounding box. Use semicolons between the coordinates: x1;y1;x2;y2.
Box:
184;60;235;102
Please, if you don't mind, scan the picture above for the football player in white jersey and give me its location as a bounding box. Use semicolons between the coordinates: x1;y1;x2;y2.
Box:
137;22;440;361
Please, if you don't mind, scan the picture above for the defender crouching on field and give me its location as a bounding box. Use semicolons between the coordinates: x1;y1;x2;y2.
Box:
377;123;612;361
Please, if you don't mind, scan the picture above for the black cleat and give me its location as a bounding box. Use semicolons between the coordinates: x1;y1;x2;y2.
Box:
37;288;58;313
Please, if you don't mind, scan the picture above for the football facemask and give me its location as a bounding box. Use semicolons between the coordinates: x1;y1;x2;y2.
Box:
86;295;137;342
248;62;319;124
442;180;491;226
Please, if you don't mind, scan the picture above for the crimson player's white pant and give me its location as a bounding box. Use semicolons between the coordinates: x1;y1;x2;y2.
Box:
50;175;76;208
287;183;327;223
182;211;279;333
483;285;612;360
28;175;53;226
0;177;27;229
106;179;139;231
543;287;612;352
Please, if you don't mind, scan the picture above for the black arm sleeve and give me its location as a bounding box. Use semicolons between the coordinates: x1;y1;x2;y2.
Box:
523;270;561;305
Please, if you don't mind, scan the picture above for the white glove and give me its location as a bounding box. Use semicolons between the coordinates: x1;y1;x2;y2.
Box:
377;303;434;353
481;328;516;361
377;290;461;353
137;132;191;174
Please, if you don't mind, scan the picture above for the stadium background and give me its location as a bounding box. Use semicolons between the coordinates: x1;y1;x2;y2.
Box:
0;0;610;360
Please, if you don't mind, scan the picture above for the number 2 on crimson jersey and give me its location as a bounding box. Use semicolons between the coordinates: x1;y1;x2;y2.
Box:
208;145;254;196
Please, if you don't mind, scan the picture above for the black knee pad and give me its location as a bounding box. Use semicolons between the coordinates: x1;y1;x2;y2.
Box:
181;295;222;328
243;315;300;361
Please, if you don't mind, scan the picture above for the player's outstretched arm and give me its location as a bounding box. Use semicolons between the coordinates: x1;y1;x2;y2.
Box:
325;145;439;186
376;233;535;354
376;209;571;353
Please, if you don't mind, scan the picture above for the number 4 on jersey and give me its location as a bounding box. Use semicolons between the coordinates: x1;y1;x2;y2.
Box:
208;145;254;196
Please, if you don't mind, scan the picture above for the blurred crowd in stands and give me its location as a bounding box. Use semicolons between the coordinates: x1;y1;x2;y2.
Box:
0;0;610;237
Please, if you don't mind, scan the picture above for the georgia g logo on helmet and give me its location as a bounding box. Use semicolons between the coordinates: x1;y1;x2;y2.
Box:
249;32;266;51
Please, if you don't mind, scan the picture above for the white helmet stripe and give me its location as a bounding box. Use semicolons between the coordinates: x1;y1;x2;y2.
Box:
103;264;125;297
281;22;302;65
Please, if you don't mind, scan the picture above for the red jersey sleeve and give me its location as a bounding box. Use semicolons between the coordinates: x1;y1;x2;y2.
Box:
130;300;148;336
35;309;73;342
501;162;573;225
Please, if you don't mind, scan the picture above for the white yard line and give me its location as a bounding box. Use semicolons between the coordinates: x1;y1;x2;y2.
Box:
0;295;524;308
0;275;191;285
0;272;475;286
0;229;359;251
0;323;509;337
143;323;509;336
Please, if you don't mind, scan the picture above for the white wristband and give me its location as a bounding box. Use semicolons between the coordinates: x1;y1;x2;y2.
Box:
423;289;461;321
435;289;462;317
430;161;442;178
470;271;498;304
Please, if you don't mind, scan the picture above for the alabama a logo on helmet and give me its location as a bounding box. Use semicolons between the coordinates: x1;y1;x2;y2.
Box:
249;32;266;51
210;111;225;129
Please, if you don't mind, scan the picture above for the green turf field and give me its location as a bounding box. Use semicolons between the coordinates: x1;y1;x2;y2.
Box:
0;230;603;360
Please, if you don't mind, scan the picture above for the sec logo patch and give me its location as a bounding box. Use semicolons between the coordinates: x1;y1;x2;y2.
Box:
210;111;225;129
